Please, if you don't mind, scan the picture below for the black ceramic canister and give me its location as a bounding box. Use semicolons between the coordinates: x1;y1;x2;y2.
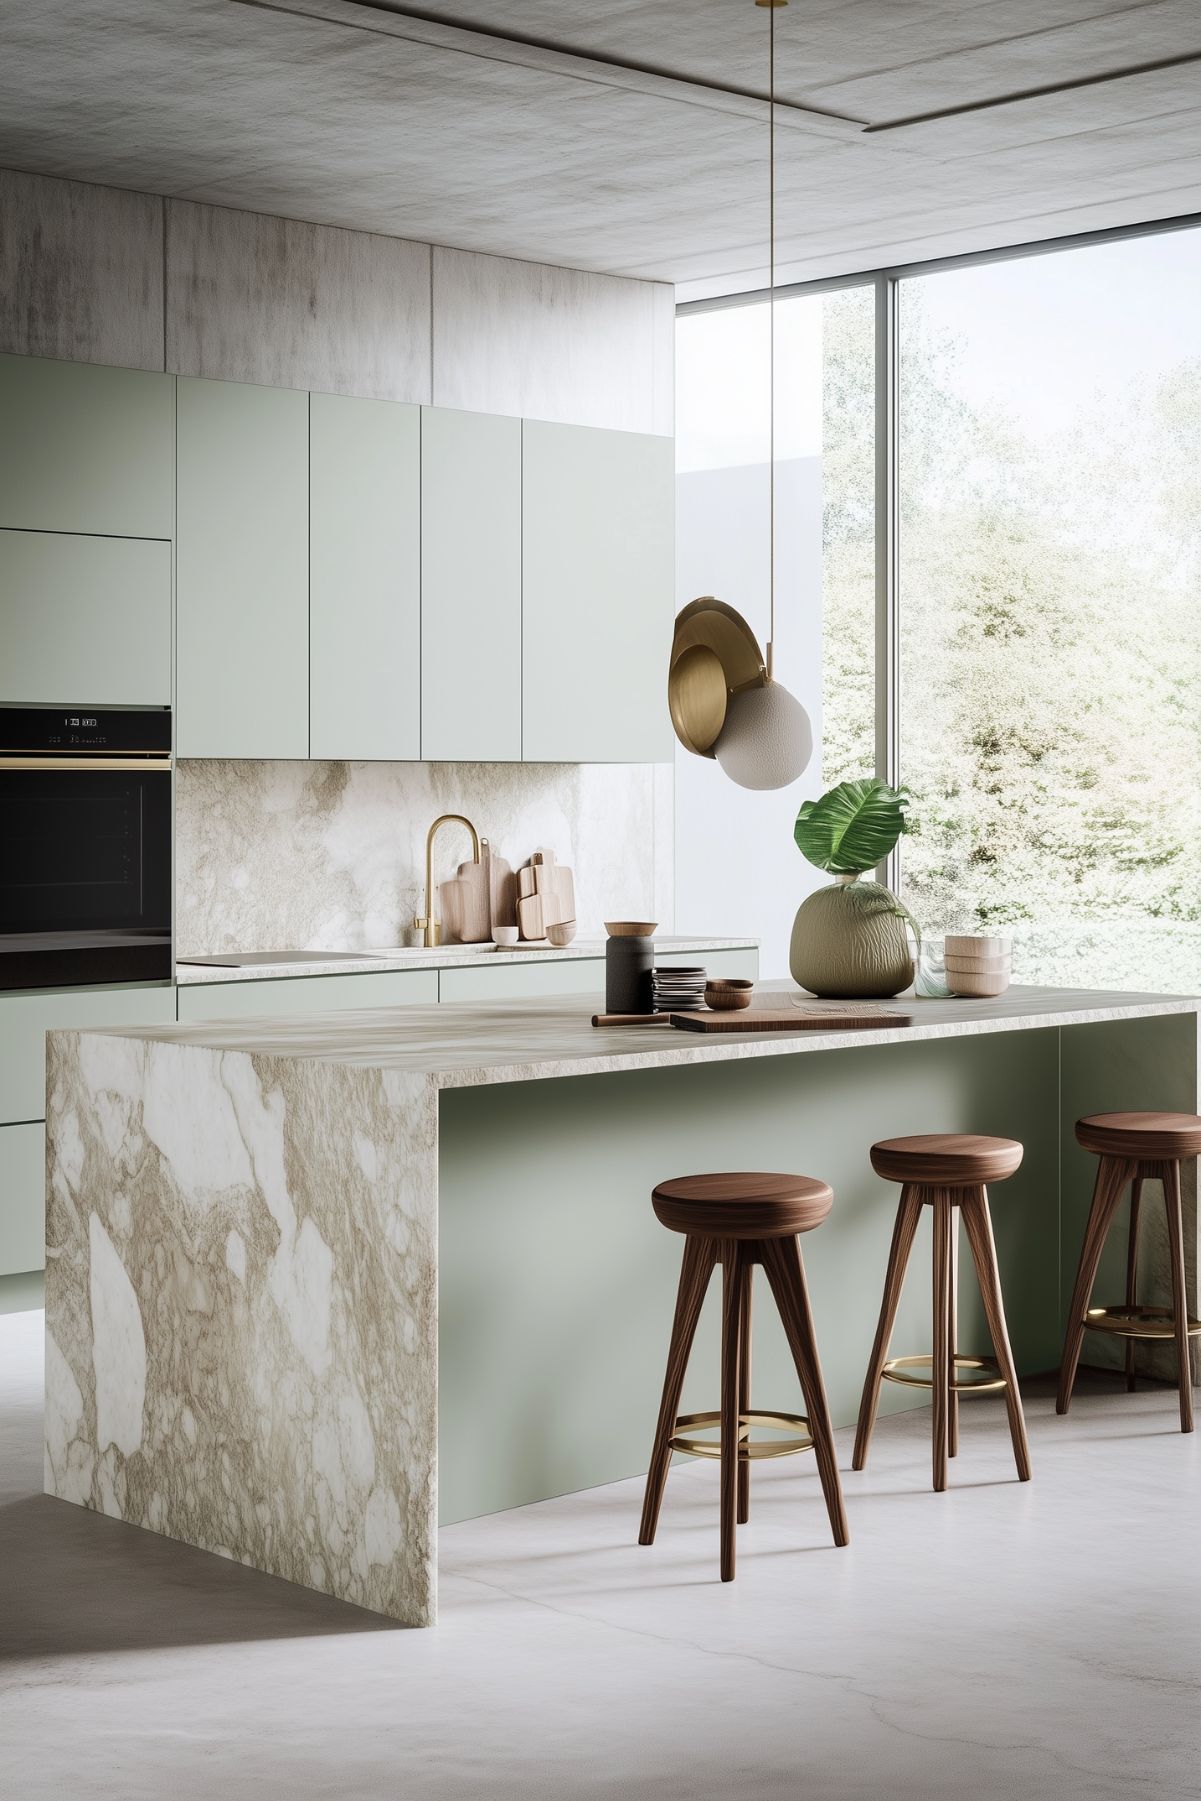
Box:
605;934;654;1014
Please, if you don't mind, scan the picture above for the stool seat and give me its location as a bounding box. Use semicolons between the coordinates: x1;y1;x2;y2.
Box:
652;1171;833;1240
1076;1112;1201;1160
870;1133;1023;1187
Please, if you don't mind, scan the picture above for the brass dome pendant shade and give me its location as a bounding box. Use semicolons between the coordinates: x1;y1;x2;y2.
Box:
666;0;814;792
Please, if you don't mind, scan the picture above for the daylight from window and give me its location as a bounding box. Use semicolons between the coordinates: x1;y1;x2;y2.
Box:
897;229;1201;992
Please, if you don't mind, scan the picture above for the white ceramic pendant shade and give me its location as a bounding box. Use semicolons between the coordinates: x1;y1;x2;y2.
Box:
714;677;813;790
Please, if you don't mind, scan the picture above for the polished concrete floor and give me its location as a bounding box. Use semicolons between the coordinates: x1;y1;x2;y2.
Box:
2;1304;1198;1800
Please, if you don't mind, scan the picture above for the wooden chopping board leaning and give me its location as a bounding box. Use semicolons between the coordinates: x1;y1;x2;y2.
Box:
438;838;518;943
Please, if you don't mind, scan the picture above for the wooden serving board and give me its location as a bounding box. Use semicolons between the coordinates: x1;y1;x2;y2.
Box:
670;1006;911;1034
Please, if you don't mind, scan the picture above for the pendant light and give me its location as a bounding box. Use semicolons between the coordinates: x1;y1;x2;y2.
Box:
667;0;813;792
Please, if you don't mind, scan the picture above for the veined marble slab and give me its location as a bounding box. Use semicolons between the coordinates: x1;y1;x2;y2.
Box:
44;984;1200;1628
174;935;754;985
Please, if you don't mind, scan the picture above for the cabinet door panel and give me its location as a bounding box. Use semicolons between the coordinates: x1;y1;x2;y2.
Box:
0;1122;45;1276
522;422;674;764
0;984;176;1126
176;968;438;1021
0;355;174;540
176;378;308;758
0;529;171;705
310;393;420;761
438;958;603;1004
421;407;521;761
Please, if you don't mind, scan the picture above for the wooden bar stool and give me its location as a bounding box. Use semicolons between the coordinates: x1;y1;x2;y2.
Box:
639;1171;849;1581
1057;1112;1201;1433
853;1134;1031;1492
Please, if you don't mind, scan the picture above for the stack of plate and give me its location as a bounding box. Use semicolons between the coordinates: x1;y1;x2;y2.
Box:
652;965;707;1013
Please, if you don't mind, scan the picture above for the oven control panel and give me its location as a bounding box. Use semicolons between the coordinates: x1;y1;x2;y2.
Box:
0;704;171;757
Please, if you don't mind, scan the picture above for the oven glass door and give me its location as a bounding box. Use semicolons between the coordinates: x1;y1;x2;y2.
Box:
0;766;172;990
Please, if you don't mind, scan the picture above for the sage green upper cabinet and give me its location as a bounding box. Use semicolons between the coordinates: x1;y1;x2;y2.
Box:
0;354;174;540
421;407;521;762
310;392;420;761
176;377;308;759
0;529;171;704
521;422;675;763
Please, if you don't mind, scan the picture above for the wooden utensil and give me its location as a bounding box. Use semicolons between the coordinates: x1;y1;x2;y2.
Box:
591;1013;673;1027
670;1007;911;1033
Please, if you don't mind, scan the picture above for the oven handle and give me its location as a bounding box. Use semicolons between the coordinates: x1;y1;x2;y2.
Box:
0;756;174;771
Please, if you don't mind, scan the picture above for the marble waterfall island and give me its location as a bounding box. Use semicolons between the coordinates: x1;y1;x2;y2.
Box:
45;985;1200;1626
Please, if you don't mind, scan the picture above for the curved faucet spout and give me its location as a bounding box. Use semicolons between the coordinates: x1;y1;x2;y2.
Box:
414;814;482;948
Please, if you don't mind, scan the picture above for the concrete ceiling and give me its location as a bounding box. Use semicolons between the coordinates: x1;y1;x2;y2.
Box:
0;0;1198;295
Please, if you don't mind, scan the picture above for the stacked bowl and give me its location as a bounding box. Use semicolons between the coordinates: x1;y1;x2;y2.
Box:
944;935;1012;998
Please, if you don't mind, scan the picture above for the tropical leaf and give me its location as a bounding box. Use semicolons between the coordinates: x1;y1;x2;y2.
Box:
794;779;912;875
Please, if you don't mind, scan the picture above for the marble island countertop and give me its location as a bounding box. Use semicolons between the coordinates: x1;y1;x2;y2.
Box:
69;982;1201;1085
173;934;755;984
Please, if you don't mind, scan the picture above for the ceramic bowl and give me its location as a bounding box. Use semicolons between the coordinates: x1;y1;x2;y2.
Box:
704;978;754;1011
946;965;1010;998
491;925;519;948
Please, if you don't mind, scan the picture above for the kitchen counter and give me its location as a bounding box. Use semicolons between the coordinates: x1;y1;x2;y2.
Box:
45;983;1200;1628
174;934;754;984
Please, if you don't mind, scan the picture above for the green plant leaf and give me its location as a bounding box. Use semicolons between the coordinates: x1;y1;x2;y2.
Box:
794;779;912;874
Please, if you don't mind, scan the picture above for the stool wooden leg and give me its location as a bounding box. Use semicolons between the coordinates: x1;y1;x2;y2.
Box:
947;1213;960;1459
1124;1176;1143;1393
720;1242;743;1581
1057;1155;1136;1416
737;1258;753;1524
931;1191;953;1493
639;1235;717;1546
761;1235;850;1548
961;1186;1031;1481
1161;1160;1195;1434
852;1184;923;1471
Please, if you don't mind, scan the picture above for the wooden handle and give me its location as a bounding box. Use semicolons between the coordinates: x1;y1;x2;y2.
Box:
591;1013;671;1027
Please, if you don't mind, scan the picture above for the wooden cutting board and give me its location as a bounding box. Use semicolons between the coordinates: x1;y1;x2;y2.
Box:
670;1006;911;1034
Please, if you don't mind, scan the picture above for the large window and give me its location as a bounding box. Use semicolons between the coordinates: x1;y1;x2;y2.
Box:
897;230;1201;991
677;221;1201;993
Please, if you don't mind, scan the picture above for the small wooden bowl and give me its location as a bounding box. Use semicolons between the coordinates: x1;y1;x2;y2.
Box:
705;978;754;1011
944;935;1012;961
605;920;657;938
547;919;577;947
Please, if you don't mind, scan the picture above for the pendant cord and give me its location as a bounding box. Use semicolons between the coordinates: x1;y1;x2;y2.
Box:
768;0;776;678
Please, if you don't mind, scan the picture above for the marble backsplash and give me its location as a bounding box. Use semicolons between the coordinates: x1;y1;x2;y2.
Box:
175;760;674;955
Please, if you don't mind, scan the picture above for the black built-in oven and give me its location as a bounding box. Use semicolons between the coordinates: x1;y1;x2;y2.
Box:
0;704;172;992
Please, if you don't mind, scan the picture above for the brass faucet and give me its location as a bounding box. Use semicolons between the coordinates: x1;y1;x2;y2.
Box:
414;813;482;948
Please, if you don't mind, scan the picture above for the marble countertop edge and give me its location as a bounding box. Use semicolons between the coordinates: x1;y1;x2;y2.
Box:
50;987;1201;1089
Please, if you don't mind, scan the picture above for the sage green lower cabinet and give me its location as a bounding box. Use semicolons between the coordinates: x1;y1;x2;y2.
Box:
0;983;177;1276
420;407;522;761
439;958;604;1004
521;420;675;763
176;377;309;758
0;983;176;1125
0;530;172;705
0;1123;45;1277
176;967;438;1021
310;392;421;760
0;354;175;540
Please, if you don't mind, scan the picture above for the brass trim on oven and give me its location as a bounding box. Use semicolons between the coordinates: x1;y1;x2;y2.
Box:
0;756;173;772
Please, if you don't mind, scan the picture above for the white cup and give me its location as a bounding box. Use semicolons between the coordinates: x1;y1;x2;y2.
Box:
491;925;519;948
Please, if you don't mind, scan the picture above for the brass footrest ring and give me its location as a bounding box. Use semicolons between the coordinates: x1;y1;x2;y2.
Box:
882;1353;1007;1394
1085;1304;1201;1341
670;1408;814;1461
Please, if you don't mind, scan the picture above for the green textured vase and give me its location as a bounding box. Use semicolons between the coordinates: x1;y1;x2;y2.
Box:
790;876;915;998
